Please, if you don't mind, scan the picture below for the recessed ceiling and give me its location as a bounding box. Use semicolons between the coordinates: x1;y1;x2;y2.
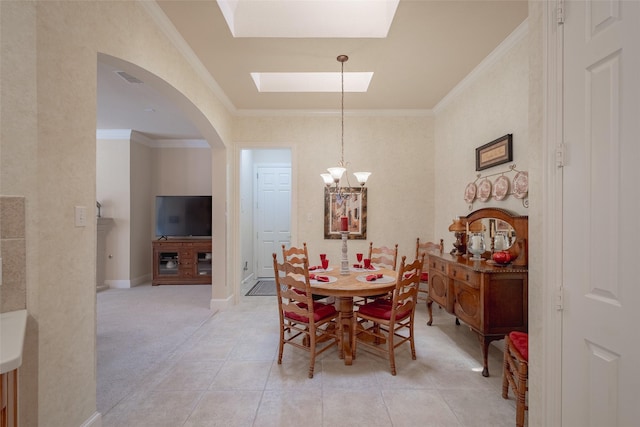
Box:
97;1;528;139
217;0;400;38
156;0;528;111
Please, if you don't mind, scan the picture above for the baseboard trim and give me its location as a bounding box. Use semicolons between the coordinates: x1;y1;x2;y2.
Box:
105;279;131;289
80;411;102;427
210;295;232;311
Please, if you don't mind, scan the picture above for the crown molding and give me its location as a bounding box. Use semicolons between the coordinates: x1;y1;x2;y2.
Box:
97;129;207;148
234;109;433;118
138;0;237;114
96;129;132;140
433;18;529;115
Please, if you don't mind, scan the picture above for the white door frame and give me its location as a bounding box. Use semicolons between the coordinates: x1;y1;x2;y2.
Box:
542;0;563;425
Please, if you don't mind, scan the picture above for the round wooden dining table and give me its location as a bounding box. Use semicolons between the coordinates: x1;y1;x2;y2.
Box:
310;266;397;365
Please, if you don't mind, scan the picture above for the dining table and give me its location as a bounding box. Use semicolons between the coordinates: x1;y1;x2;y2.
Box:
309;265;398;365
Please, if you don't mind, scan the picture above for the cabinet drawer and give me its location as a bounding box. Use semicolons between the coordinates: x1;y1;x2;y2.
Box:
449;265;480;288
429;258;448;274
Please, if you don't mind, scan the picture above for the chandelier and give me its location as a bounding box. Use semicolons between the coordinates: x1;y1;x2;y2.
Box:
320;55;371;191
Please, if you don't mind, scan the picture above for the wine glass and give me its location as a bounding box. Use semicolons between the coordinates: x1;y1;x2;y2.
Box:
356;253;363;268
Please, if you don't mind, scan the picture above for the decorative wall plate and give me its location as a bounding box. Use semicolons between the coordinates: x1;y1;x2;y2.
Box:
477;178;492;202
464;182;477;204
492;175;510;201
512;171;529;199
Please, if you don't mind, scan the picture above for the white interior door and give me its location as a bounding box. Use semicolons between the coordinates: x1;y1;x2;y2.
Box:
562;1;640;425
256;166;291;278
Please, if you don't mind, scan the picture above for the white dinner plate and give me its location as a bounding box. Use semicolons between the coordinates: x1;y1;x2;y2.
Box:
350;265;379;272
310;266;334;273
356;274;395;284
310;275;337;284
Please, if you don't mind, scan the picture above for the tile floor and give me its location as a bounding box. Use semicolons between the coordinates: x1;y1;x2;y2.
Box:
101;282;522;427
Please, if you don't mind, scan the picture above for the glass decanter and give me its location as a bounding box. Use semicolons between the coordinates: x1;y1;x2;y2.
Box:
467;232;486;260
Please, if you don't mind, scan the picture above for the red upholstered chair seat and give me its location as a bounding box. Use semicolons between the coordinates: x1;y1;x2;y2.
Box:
503;331;529;427
358;299;411;321
420;272;429;282
509;331;528;361
285;302;337;323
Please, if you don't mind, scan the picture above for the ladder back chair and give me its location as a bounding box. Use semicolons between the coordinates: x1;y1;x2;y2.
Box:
502;331;529;427
272;253;341;378
415;238;443;307
368;242;398;271
353;254;424;375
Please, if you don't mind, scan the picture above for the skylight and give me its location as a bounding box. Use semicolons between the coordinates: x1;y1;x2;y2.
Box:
216;0;399;38
250;72;373;93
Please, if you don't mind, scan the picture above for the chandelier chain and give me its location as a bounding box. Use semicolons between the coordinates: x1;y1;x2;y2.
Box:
341;58;345;166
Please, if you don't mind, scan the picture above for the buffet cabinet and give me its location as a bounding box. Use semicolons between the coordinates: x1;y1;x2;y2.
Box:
152;239;212;286
427;208;528;377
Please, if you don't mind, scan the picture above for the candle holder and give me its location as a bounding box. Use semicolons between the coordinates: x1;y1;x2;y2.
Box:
340;231;350;275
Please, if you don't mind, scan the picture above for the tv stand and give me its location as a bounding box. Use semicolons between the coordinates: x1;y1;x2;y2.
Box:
152;239;212;285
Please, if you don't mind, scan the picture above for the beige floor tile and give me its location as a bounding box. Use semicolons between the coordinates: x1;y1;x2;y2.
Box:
382;389;462;426
253;389;323;427
183;390;262;427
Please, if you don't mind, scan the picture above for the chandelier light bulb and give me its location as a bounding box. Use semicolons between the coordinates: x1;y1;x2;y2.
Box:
353;172;371;186
327;167;346;182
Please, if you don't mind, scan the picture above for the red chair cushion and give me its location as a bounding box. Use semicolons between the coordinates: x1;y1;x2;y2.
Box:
285;302;337;323
420;272;429;282
509;331;528;361
358;300;410;321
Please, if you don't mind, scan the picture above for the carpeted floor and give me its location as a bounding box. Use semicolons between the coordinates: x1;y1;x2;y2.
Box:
245;280;277;296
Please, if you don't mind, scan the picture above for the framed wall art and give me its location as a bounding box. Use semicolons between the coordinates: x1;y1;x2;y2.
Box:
476;134;513;171
324;187;367;239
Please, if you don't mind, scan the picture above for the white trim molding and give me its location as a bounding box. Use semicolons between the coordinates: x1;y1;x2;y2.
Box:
541;0;563;425
434;18;529;115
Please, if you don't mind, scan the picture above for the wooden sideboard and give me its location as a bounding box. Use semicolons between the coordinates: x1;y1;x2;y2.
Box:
427;208;528;377
152;239;212;286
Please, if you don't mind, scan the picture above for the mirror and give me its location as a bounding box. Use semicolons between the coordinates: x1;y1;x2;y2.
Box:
464;208;528;267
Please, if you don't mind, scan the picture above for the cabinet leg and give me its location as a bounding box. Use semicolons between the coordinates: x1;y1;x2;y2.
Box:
477;334;490;377
426;298;433;326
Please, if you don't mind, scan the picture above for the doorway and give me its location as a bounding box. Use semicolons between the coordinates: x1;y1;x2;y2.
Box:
239;149;292;282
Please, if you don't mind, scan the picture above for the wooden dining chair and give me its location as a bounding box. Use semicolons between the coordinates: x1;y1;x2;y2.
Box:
502;331;529;427
368;242;398;271
282;243;328;301
282;243;308;267
415;238;443;307
272;253;341;378
353;254;424;375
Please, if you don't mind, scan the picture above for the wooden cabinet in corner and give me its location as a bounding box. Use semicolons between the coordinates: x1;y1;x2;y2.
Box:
152;239;212;285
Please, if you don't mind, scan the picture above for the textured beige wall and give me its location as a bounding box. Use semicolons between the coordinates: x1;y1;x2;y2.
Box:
130;140;153;282
0;197;26;313
233;114;435;262
434;29;530;250
97;139;131;285
1;1;232;425
152;147;213;197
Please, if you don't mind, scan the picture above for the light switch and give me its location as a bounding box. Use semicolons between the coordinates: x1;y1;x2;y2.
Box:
75;206;87;227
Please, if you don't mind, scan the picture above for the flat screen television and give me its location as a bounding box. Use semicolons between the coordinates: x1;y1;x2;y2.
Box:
155;195;212;238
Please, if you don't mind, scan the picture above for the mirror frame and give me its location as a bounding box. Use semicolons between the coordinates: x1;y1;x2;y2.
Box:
464;207;528;267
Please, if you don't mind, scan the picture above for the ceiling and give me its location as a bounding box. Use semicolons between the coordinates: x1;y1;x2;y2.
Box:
96;0;528;140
